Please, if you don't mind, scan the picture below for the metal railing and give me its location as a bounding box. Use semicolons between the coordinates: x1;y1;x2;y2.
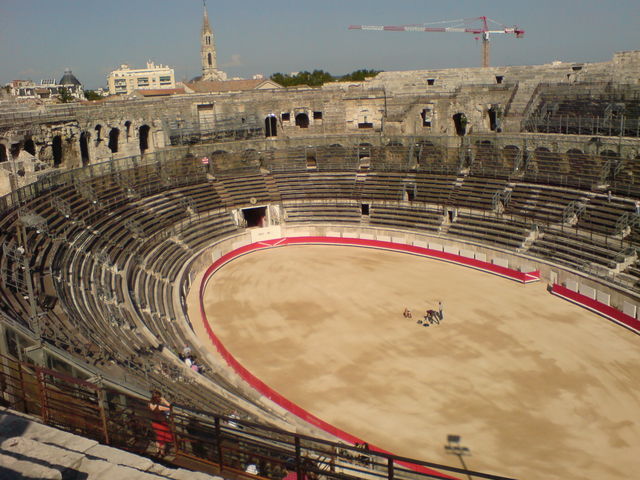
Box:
0;353;515;480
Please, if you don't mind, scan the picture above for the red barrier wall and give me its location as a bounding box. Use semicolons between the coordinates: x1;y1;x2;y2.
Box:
551;283;640;334
199;236;540;479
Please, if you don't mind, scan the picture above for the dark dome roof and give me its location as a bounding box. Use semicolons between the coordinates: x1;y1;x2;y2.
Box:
59;68;81;86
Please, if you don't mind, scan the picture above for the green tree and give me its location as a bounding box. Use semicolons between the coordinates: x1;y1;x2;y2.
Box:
271;68;381;87
340;69;381;82
271;69;335;87
58;87;74;103
84;90;103;101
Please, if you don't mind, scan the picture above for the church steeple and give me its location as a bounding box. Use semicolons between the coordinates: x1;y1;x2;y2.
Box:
200;1;226;81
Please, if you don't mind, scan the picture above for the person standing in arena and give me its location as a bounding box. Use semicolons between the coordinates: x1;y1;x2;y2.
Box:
438;301;444;321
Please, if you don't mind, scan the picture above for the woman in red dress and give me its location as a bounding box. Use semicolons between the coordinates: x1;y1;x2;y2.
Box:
149;390;173;456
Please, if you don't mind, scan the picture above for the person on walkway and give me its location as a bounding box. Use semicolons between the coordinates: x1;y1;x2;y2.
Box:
149;390;173;456
182;345;192;359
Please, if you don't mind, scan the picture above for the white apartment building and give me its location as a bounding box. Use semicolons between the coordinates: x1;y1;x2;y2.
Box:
107;62;175;95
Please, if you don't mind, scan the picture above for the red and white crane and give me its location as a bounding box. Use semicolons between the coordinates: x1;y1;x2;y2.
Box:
349;16;525;68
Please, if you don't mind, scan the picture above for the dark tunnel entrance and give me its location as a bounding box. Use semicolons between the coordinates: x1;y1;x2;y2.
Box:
242;206;267;228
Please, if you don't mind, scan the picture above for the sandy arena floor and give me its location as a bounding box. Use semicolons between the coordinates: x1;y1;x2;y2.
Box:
193;244;640;480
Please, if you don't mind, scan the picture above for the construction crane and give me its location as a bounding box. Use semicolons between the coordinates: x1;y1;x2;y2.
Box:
349;17;525;68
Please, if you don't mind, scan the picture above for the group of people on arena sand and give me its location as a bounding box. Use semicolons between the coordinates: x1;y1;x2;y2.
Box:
403;301;444;326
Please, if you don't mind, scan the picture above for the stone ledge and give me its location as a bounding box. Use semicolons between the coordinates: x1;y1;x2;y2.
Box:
0;408;223;480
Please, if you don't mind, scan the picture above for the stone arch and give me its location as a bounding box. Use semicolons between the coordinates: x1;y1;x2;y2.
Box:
415;140;437;165
452;113;467;136
24;138;36;156
210;150;229;169
265;115;277;137
295;112;309;129
0;143;7;162
80;132;90;166
532;146;568;175
138;124;151;153
384;140;407;164
305;150;317;169
566;148;600;180
600;149;619;159
357;143;372;170
108;128;120;153
52;135;63;167
473;140;498;168
208;53;212;66
502;145;520;171
317;143;346;163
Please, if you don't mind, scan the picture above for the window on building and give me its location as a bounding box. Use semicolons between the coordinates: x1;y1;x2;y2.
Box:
421;107;433;127
427;79;435;86
313;111;323;120
281;112;290;121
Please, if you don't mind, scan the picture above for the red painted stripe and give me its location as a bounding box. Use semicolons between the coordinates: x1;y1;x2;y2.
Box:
199;237;541;479
551;283;640;334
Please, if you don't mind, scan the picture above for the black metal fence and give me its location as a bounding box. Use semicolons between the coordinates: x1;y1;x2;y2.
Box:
0;354;515;480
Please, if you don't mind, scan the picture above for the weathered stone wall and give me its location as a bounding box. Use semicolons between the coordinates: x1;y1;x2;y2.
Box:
1;50;639;196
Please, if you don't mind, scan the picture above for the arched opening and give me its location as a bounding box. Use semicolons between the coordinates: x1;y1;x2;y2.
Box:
531;146;567;178
94;124;102;145
24;138;36;156
52;135;63;167
452;113;467;136
80;132;90;166
416;140;441;167
473;140;497;169
502;145;520;171
10;143;20;159
295;113;310;129
532;147;551;172
488;106;501;132
138;125;151;153
208;53;212;66
306;152;317;170
124;121;131;140
358;143;372;170
108;128;120;153
265;115;277;137
0;144;7;163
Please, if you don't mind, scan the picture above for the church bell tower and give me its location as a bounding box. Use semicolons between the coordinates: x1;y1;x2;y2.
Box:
201;1;226;81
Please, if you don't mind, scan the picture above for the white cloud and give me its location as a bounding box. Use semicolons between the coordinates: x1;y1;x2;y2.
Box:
220;54;243;68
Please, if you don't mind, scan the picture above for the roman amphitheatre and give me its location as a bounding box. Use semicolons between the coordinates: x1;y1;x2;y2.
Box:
2;48;640;480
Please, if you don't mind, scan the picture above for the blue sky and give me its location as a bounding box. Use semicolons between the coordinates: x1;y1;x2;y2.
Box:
1;0;638;89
